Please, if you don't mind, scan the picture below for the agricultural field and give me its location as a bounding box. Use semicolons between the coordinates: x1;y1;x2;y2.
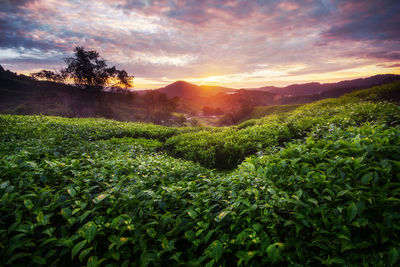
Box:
0;82;400;266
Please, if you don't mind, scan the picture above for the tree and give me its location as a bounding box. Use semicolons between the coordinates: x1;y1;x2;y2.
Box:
31;70;65;83
142;91;179;123
29;47;134;91
218;101;254;125
202;106;224;116
63;46;133;91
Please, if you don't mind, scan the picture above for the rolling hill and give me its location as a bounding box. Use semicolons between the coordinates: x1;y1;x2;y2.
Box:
156;81;278;112
2;82;399;266
2;64;400;125
253;74;400;96
158;80;234;99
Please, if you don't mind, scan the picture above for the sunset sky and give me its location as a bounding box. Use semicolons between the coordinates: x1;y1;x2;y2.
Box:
1;0;399;89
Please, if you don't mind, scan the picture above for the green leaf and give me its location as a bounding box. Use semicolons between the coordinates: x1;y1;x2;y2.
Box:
146;227;157;238
205;260;214;267
24;199;33;210
361;172;373;185
93;193;108;204
61;208;72;218
79;247;93;262
80;210;91;223
215;211;230;222
121;260;130;267
67;186;76;197
162;238;169;250
330;257;345;264
32;255;46;265
7;252;31;264
71;240;87;259
0;180;9;189
209;241;223;262
347;202;358;221
267;243;283;263
87;256;98;267
89;256;105;267
307;198;318;206
187;209;198;219
37;211;44;223
236;250;256;265
84;222;97;243
389;247;398;266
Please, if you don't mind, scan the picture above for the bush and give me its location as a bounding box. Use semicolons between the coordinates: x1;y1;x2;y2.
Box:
166;100;400;169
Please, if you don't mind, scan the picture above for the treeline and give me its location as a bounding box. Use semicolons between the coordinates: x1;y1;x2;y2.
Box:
0;47;182;125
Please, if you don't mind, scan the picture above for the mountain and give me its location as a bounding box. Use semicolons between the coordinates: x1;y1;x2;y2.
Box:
152;74;400;112
156;81;278;112
2;63;399;125
255;74;400;96
158;80;234;99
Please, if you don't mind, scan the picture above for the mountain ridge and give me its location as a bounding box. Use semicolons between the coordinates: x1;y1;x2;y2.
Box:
252;74;400;96
136;74;400;99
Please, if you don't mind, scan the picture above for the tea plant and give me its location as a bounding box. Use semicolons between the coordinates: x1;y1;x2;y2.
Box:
0;82;399;266
166;101;400;169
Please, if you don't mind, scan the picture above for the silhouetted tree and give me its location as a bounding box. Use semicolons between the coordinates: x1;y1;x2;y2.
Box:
63;47;134;91
218;101;254;125
31;70;65;83
202;106;224;115
29;47;134;92
143;91;178;123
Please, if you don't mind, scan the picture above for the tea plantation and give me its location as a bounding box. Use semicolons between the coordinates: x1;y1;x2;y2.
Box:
0;82;399;266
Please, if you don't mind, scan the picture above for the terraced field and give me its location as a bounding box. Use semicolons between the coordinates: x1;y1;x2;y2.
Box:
1;82;399;266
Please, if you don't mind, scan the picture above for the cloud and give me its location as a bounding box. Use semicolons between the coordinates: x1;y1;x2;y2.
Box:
0;0;37;13
0;0;399;88
0;17;55;51
322;0;400;42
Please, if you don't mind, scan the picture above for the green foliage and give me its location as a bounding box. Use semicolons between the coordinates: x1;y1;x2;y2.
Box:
243;103;303;121
0;115;181;142
345;81;400;102
166;100;400;169
235;124;400;265
0;82;399;265
63;46;133;91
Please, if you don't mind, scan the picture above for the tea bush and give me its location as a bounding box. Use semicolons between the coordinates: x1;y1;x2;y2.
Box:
1;82;399;266
233;124;400;265
166;101;400;169
0;115;180;142
1;120;399;266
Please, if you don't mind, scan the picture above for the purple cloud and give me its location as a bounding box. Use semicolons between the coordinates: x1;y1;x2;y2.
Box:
0;0;399;88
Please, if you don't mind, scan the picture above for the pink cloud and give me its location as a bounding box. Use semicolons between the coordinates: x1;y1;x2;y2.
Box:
1;0;399;88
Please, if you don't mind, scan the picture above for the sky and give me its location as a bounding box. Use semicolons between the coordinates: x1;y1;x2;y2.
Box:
1;0;400;89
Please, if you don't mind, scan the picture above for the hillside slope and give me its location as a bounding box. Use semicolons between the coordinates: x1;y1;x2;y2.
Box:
1;82;399;266
158;81;234;99
256;74;400;96
0;69;183;124
166;81;400;169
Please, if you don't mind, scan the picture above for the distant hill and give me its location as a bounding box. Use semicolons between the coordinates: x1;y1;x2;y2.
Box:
158;81;234;99
2;63;400;126
153;74;400;111
0;66;180;124
254;74;400;96
156;81;278;112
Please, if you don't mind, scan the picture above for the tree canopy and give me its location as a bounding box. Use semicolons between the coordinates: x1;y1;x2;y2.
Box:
31;46;133;91
63;47;133;91
30;69;65;83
